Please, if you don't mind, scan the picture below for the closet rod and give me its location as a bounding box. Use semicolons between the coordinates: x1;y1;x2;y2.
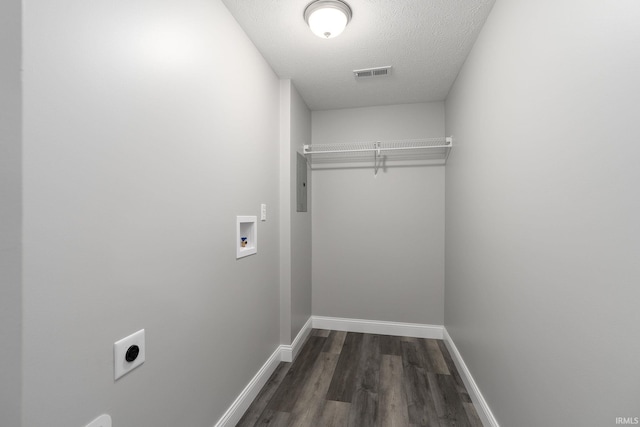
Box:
303;137;452;155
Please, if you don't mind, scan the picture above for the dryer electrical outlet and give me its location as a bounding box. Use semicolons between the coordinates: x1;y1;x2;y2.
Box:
114;329;145;380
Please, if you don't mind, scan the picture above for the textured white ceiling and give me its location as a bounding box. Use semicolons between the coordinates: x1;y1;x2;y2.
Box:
221;0;495;111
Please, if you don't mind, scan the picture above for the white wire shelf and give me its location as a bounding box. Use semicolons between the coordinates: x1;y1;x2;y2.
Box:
303;137;452;171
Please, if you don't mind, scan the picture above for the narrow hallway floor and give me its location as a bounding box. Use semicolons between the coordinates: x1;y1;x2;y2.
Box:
236;329;483;427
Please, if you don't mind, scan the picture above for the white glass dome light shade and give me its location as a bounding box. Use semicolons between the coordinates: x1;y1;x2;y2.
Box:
307;8;347;38
304;0;352;39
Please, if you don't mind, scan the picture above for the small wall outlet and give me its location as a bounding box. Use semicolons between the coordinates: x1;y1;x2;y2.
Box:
260;204;267;221
114;329;145;380
85;414;112;427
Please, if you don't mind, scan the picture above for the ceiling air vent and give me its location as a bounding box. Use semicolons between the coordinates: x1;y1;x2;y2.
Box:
353;66;392;79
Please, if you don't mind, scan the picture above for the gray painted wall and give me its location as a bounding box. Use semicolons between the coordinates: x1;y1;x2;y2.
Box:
312;103;445;325
22;1;281;425
289;84;312;341
445;1;640;426
0;0;22;425
279;81;292;344
280;80;312;344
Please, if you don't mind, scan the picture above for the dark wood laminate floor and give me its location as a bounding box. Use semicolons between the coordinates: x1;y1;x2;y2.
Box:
236;330;483;427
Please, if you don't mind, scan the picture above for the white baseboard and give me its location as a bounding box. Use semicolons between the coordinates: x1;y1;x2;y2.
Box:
280;316;313;362
443;328;499;427
312;315;444;339
213;346;282;427
213;316;312;426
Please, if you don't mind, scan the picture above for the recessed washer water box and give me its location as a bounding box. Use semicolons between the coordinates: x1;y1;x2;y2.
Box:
237;216;257;259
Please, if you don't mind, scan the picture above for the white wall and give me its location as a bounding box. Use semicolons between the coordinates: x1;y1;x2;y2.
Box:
22;1;281;425
445;0;640;425
312;103;445;325
0;0;22;425
279;80;312;344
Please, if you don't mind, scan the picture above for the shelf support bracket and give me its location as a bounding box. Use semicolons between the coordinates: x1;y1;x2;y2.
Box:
374;141;381;177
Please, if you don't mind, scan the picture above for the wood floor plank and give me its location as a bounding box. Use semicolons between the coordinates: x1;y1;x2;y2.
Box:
322;330;347;354
463;402;484;427
313;400;351;427
379;335;403;356
409;338;449;375
236;362;291;427
266;335;327;412
436;340;472;402
325;332;364;402
356;333;380;392
401;340;424;369
378;355;409;427
348;389;377;427
423;339;450;375
287;353;340;427
427;373;471;427
348;334;381;427
254;410;290;427
401;342;440;426
239;332;481;427
406;367;440;426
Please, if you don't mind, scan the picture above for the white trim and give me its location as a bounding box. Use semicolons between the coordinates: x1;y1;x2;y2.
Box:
213;346;281;427
443;328;500;427
312;316;443;339
213;316;313;426
280;316;313;362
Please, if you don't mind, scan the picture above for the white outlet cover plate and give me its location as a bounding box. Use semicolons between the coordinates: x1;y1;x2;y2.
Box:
86;414;112;427
114;329;145;380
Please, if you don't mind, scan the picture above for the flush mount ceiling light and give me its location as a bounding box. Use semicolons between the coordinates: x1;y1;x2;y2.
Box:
304;0;352;39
